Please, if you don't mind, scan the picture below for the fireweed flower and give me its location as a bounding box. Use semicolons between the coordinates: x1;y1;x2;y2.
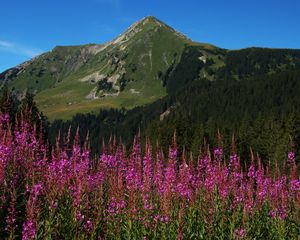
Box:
143;143;153;192
177;183;191;199
30;182;44;201
213;147;223;160
287;151;295;164
22;220;36;240
130;139;142;186
229;154;240;172
5;205;16;232
247;164;256;179
164;146;177;194
0;112;300;239
0;113;9;124
154;150;164;193
108;197;127;215
100;154;117;168
143;194;153;210
75;211;85;222
125;167;140;190
177;153;192;200
290;179;300;191
88;172;104;190
234;228;246;239
244;182;254;212
195;155;209;188
160;215;169;224
215;166;229;199
84;218;93;233
0;145;11;184
204;164;216;192
270;207;287;220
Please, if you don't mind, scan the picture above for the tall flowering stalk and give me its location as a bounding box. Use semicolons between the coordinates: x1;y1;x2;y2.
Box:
162;134;178;215
143;140;153;193
153;147;164;194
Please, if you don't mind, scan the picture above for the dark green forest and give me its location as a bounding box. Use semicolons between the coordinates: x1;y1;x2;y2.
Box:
48;47;300;167
2;46;300;169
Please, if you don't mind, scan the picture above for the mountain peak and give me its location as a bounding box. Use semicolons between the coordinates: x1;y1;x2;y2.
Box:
112;16;189;45
133;16;177;30
138;16;163;25
143;15;158;21
126;16;165;32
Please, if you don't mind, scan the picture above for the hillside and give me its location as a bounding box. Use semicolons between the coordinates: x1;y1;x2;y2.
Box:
0;17;208;120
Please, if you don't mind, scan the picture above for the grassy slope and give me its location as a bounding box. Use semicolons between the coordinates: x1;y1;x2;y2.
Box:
3;17;224;121
9;46;88;92
35;18;190;121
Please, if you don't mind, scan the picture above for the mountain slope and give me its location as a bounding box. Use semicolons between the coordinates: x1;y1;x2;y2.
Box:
1;16;205;120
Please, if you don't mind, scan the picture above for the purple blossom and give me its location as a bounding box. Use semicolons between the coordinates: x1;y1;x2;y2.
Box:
290;179;300;191
287;151;295;164
0;111;299;239
234;228;246;238
154;151;164;193
108;197;127;215
161;215;169;224
5;207;16;231
247;164;256;179
164;147;177;194
214;147;223;160
143;145;153;192
100;154;117;168
125;168;141;190
270;208;287;220
0;113;9;124
84;219;93;232
76;211;85;222
22;220;36;240
229;154;239;171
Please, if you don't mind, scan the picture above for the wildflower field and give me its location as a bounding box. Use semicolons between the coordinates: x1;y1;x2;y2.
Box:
0;113;299;239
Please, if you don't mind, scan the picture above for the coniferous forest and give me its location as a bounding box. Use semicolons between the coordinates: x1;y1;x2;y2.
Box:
46;48;300;170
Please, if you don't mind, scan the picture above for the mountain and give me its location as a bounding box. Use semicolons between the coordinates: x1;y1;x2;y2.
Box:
2;16;300;122
0;16;218;120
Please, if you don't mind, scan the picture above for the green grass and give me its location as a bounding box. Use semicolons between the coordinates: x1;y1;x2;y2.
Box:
35;75;166;121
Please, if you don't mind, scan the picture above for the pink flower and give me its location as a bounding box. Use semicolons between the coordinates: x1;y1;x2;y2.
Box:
22;220;36;240
100;154;117;168
287;151;295;164
143;143;153;192
234;228;246;238
290;179;300;191
247;164;255;179
214;147;223;160
154;150;164;193
163;146;177;194
229;154;239;171
84;219;93;232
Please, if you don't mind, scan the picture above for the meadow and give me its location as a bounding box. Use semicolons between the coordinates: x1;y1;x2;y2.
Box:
0;112;299;239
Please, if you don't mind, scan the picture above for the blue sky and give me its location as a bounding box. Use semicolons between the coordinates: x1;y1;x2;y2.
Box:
1;0;300;72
